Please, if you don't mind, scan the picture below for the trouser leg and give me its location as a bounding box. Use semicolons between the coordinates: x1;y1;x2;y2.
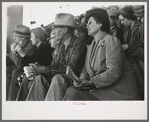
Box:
26;75;47;101
16;76;29;101
131;61;144;100
63;86;99;101
7;68;22;101
45;74;71;101
6;65;16;100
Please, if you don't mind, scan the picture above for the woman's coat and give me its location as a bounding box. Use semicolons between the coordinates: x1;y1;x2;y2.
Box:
80;31;140;100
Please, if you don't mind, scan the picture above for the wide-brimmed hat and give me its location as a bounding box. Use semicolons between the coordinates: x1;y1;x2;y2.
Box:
53;13;75;28
12;25;31;37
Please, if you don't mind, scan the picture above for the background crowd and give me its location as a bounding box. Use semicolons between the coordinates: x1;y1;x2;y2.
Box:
6;5;144;101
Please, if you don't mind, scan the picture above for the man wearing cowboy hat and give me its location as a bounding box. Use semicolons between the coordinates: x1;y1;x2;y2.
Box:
6;25;36;100
26;13;87;101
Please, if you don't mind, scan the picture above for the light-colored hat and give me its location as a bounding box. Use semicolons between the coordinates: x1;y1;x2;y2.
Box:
107;6;119;17
12;25;31;37
53;13;75;28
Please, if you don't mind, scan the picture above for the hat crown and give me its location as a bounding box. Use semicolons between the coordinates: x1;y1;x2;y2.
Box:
53;13;75;28
12;25;31;37
14;25;30;33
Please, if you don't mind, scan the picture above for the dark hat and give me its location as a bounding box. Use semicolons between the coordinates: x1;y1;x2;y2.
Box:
85;8;110;34
12;25;31;37
85;8;109;21
119;6;135;20
53;13;75;28
31;27;47;42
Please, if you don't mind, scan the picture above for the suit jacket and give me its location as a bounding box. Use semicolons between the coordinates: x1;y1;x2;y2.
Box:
80;31;140;100
123;21;144;58
52;35;87;77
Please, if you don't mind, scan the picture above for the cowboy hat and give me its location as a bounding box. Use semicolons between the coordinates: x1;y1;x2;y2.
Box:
53;13;75;28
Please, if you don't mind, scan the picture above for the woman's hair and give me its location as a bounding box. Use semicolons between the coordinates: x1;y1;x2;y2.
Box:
119;6;137;20
85;8;110;34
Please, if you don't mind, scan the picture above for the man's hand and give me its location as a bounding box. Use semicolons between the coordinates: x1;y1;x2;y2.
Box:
24;66;36;79
16;42;26;57
10;42;18;53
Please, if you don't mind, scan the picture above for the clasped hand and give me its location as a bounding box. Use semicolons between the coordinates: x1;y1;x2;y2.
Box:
11;41;26;57
73;79;95;90
24;62;46;80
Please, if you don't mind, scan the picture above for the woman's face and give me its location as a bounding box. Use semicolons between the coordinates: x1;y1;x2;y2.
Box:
31;33;38;46
86;17;101;36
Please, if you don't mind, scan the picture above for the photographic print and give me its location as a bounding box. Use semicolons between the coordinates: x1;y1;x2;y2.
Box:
2;1;147;120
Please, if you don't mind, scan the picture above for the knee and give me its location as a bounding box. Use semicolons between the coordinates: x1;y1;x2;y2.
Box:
51;74;64;84
65;86;79;98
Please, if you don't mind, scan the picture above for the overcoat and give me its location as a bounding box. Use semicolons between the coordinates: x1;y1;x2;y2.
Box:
80;31;140;100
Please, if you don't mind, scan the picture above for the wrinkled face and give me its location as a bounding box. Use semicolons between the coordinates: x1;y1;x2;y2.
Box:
13;36;22;44
50;38;58;49
52;26;65;41
31;33;38;46
49;31;58;48
86;17;100;36
119;15;131;27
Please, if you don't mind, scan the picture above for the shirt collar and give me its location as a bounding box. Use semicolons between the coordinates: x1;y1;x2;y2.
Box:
64;36;71;50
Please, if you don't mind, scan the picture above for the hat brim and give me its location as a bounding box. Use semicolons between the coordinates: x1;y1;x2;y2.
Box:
12;31;31;37
52;24;75;28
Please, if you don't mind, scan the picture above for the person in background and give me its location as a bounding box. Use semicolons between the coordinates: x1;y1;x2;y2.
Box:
133;5;144;23
6;25;36;100
107;6;124;44
25;13;87;101
63;8;140;100
119;6;144;99
8;27;53;101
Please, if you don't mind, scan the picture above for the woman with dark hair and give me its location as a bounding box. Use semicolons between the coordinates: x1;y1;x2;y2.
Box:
119;6;144;99
63;8;140;100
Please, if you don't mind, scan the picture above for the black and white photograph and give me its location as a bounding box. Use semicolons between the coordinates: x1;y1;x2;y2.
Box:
2;1;147;120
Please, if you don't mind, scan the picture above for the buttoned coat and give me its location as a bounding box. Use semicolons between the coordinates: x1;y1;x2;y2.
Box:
80;32;140;100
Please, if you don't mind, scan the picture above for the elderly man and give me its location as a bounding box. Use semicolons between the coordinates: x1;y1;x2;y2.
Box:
6;25;36;100
26;13;87;101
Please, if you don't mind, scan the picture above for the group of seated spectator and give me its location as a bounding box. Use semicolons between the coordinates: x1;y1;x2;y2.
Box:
6;5;144;101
